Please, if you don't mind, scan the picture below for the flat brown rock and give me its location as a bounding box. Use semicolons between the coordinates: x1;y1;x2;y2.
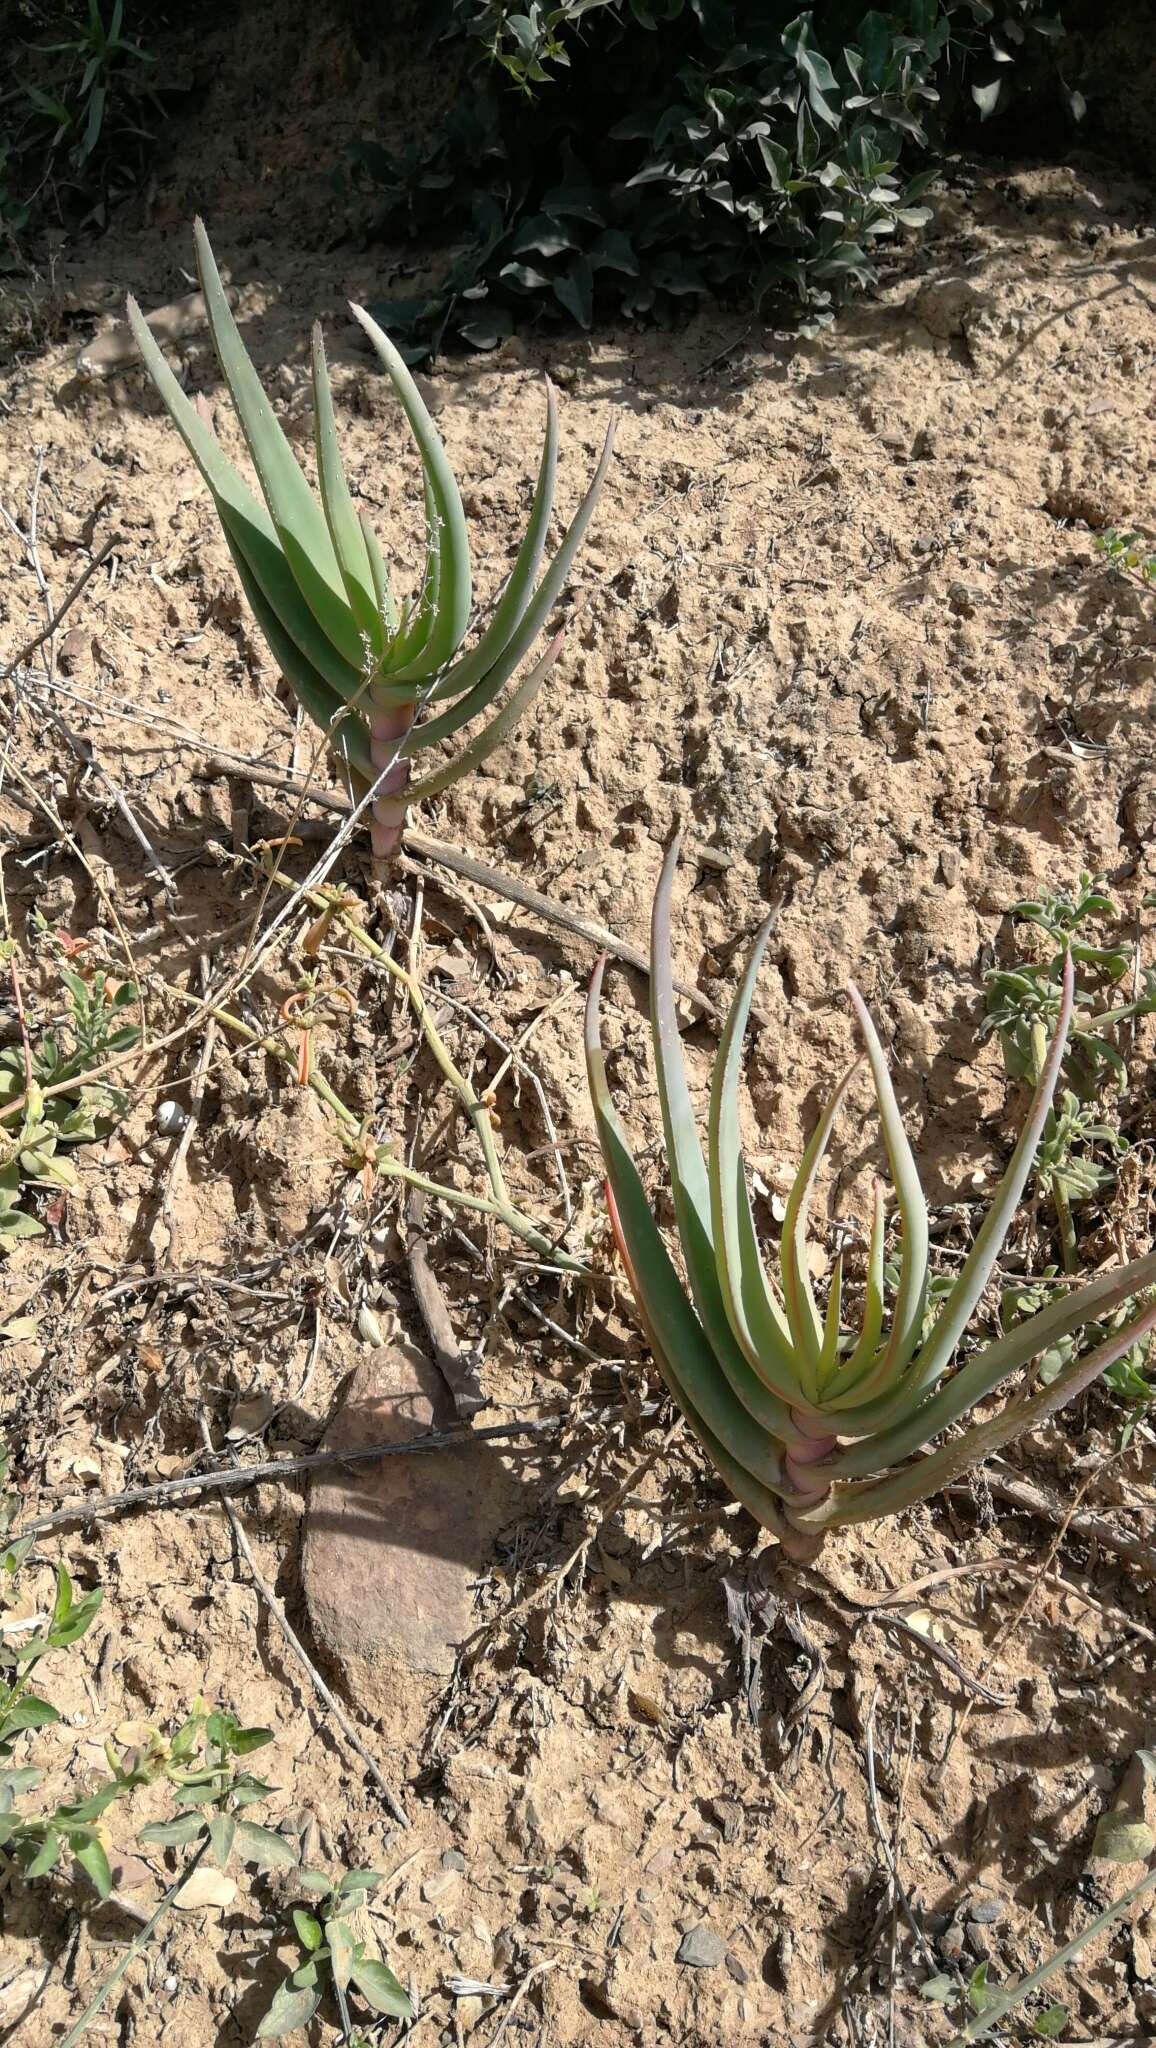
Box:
302;1346;515;1712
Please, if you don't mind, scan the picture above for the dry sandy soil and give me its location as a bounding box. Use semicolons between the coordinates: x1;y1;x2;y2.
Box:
2;7;1156;2045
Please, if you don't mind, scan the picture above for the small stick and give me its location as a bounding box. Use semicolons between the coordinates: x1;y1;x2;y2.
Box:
958;1459;1156;1577
198;759;721;1020
157;955;217;1260
16;1419;555;1537
196;1414;409;1829
0;534;122;684
406;1190;486;1419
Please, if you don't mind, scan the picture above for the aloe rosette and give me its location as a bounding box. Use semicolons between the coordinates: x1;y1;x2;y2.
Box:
129;222;615;858
586;839;1156;1560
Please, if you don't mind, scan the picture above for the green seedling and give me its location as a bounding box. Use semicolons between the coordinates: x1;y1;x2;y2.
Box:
130;222;614;858
585;838;1156;1561
257;1866;412;2037
0;944;139;1253
982;876;1156;1270
1096;527;1156;588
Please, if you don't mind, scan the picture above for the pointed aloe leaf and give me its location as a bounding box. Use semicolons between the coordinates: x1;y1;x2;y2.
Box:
778;1065;858;1398
349;302;471;676
428;410;616;703
821;1183;888;1402
586;956;791;1493
847;985;929;1380
851;951;1078;1442
649;837;801;1432
604;1179;794;1536
432;382;559;700
830;1284;1156;1527
816;1253;844;1389
360;512;397;635
708;922;809;1404
128;295;366;708
310;323;381;647
831;1242;1156;1480
193;222;363;670
403;630;562;803
223;520;372;780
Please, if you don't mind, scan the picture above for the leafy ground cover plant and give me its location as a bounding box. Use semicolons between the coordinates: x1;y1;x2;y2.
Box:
0;1;187;251
0;935;139;1252
584;839;1156;1561
982;874;1156;1269
1096;526;1156;589
257;1865;412;2037
130;222;614;858
342;1;1076;358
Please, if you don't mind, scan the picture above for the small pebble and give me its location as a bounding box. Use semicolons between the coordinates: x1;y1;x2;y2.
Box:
967;1899;1005;1926
442;1848;467;1872
677;1925;725;1969
155;1099;187;1136
725;1954;749;1984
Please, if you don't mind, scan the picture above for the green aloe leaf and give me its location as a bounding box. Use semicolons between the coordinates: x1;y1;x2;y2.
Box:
708;922;810;1403
778;1063;858;1397
585;955;790;1498
349;303;472;677
223;523;373;780
193;222;363;670
833;1285;1156;1528
403;630;562;802
649;837;799;1434
847;984;929;1380
128;295;367;708
310;323;381;647
429;381;559;701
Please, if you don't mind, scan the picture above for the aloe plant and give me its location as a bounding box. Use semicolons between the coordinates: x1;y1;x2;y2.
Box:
585;840;1156;1561
129;222;615;858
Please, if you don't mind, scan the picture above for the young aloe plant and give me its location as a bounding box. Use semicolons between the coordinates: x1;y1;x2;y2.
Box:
585;840;1156;1561
128;222;615;858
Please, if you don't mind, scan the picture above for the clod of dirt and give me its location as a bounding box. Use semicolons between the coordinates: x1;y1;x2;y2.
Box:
301;1346;517;1712
911;274;990;338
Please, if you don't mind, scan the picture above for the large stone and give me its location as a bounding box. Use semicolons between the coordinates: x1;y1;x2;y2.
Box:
302;1345;516;1714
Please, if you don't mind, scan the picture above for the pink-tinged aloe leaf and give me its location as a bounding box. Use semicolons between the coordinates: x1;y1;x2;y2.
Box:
821;1183;886;1402
359;512;397;636
430;383;559;702
649;839;801;1433
349;303;471;678
586;958;791;1494
402;631;563;803
310;324;382;648
708;922;809;1405
846;984;929;1382
827;1285;1156;1529
193;223;364;671
830;1244;1156;1481
224;525;372;782
778;1065;859;1401
128;296;367;709
845;951;1078;1443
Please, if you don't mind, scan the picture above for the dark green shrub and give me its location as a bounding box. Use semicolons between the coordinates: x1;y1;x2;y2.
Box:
342;1;1076;359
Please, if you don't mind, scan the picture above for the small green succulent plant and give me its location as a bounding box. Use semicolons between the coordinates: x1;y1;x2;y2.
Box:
130;222;615;858
585;840;1156;1561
